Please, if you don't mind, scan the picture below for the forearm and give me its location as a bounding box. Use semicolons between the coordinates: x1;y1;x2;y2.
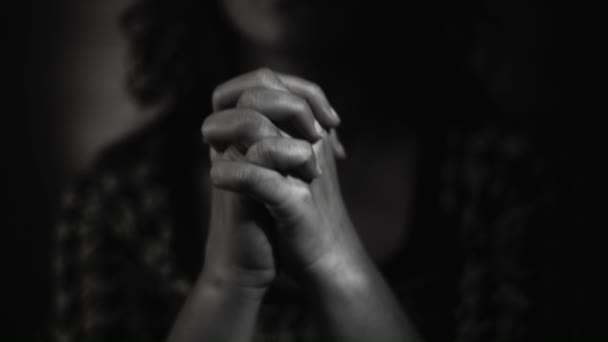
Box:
307;234;422;342
166;271;265;342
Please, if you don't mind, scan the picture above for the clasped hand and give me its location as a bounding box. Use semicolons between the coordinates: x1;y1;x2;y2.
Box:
201;68;361;292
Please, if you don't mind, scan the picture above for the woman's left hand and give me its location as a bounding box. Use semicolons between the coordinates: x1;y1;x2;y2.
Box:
202;69;420;342
203;68;363;278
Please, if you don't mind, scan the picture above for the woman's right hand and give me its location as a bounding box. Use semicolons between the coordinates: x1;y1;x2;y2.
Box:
202;173;277;293
200;68;341;294
188;69;417;342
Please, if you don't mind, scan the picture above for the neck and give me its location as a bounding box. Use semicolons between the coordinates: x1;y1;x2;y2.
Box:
236;38;321;80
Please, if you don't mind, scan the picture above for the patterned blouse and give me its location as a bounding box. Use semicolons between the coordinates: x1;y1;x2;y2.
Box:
51;115;569;342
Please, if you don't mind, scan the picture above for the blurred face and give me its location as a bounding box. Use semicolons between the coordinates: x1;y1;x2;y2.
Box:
220;0;352;50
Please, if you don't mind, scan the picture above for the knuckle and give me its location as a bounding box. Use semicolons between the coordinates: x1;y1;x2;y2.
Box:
303;141;315;160
223;146;244;162
245;142;265;163
237;112;269;140
266;175;283;194
307;83;325;98
239;167;266;192
287;140;313;161
290;96;311;116
237;89;258;108
211;86;224;108
200;122;208;138
289;184;313;204
235;166;253;184
256;67;274;78
209;148;220;161
201;114;219;139
259;140;276;159
209;163;225;184
201;114;214;131
211;162;256;190
254;139;312;166
255;68;276;84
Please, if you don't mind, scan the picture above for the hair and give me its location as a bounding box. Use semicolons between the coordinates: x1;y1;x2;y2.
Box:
52;1;555;341
120;0;238;120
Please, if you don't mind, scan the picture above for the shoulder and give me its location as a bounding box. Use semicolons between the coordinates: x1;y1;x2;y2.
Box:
51;116;193;341
56;116;175;238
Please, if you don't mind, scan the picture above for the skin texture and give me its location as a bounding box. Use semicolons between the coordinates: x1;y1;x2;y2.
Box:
167;68;421;342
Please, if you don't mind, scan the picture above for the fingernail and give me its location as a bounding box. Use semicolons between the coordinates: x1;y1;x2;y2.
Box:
314;120;326;137
330;107;341;123
336;141;347;158
316;163;323;176
311;144;323;177
331;129;347;159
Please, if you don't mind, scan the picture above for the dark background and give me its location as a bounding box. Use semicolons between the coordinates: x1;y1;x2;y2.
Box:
6;0;604;340
10;1;150;340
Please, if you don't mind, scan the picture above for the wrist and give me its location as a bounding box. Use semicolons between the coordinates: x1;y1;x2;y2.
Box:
199;266;274;301
303;236;374;293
